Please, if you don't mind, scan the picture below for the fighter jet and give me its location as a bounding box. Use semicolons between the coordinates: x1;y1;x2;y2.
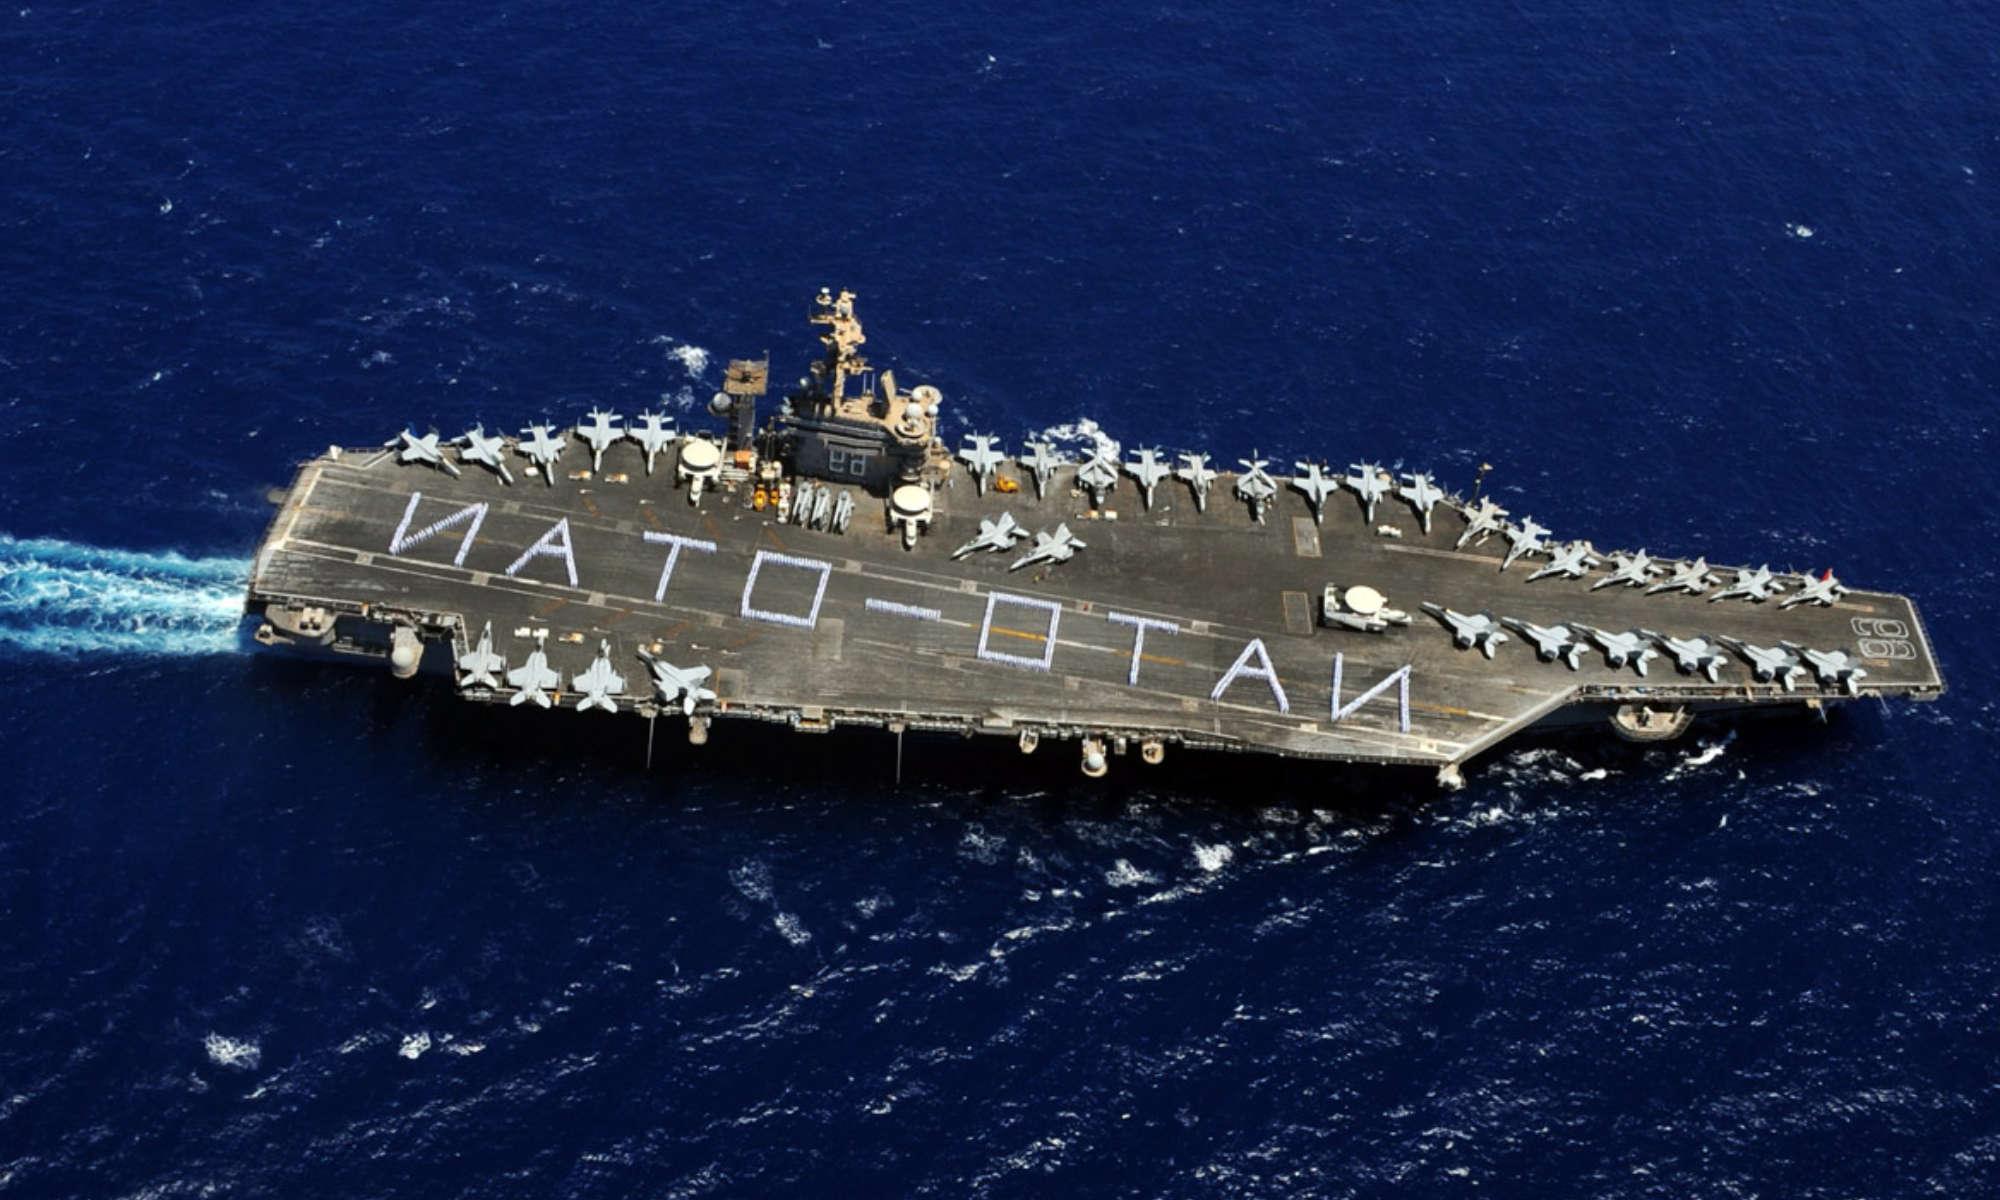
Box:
1593;550;1661;591
1574;625;1657;676
1398;472;1445;533
573;409;623;473
1077;452;1120;508
389;430;462;477
1421;602;1509;659
958;434;1006;495
1345;463;1390;523
1009;523;1086;572
456;621;507;690
790;480;819;526
506;643;561;708
1792;644;1869;696
628;410;677;475
1647;557;1717;596
1177;452;1218;512
639;650;716;716
1455;497;1510;548
518;423;568;485
1780;571;1847;610
1710;565;1785;604
1235;455;1279;523
1501;617;1584;669
1291;462;1340;525
1527;540;1600;583
1500;517;1552;571
1019;441;1064;500
454;425;513;484
1125;448;1171;510
1719;637;1807;691
951;512;1025;559
571;639;627;714
1647;632;1729;683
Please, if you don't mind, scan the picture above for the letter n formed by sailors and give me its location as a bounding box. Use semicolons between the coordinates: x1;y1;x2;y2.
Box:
388;492;488;567
1330;654;1412;733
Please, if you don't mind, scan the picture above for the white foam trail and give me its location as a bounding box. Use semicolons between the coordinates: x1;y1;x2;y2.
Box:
0;534;248;656
1035;418;1122;461
203;1033;261;1070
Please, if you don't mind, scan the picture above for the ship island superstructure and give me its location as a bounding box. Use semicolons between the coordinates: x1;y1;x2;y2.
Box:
246;289;1943;785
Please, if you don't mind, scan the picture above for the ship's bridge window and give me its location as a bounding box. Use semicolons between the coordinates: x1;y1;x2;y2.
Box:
828;447;872;477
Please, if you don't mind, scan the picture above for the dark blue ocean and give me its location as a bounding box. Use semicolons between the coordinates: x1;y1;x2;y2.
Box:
3;2;1996;1195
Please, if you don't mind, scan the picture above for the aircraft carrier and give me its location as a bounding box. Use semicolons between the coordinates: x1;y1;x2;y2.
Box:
245;289;1944;785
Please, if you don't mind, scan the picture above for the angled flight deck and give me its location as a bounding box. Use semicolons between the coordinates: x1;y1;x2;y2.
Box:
248;290;1942;783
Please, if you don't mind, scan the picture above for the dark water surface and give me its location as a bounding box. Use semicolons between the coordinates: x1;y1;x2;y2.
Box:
2;2;1996;1195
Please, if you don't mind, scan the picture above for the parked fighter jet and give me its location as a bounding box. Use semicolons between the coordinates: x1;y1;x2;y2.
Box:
1647;557;1717;596
1719;637;1806;691
506;643;561;708
628;410;676;475
456;621;507;690
1593;550;1661;591
1455;497;1510;548
1235;455;1279;523
639;650;716;716
1647;632;1729;682
1500;518;1552;571
389;430;462;477
518;423;567;485
1501;617;1583;669
1527;541;1600;582
1345;463;1390;523
455;425;513;484
1421;602;1509;658
1575;625;1657;676
1177;452;1218;512
952;512;1026;559
1010;524;1086;572
1125;448;1171;510
789;480;819;526
1077;452;1120;508
1290;462;1339;524
572;639;627;714
958;434;1006;495
1398;473;1445;533
576;409;624;473
1710;565;1785;603
1020;441;1064;499
1780;571;1847;609
1792;644;1869;695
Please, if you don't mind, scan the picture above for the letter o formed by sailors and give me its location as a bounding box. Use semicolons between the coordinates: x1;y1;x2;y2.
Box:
739;549;833;629
978;590;1063;671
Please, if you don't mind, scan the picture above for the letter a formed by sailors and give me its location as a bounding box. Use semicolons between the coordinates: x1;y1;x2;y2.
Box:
505;517;580;587
1211;637;1290;714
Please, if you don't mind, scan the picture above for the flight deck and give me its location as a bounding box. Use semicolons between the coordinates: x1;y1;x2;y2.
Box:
246;290;1944;784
